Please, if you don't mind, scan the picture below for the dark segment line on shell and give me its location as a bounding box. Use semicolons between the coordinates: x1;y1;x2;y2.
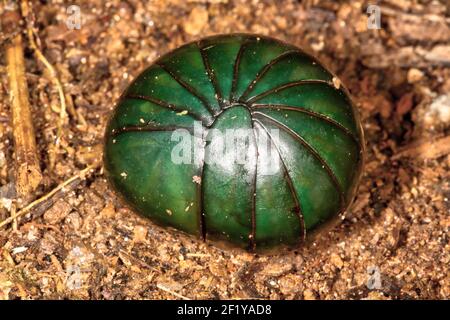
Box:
245;79;334;104
253;119;306;242
251;103;362;149
253;111;346;210
198;145;207;241
111;124;193;138
249;121;259;251
238;50;299;102
229;38;249;103
156;62;218;117
125;93;210;126
197;40;225;110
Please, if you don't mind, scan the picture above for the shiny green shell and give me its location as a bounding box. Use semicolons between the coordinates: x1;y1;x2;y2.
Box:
104;34;364;250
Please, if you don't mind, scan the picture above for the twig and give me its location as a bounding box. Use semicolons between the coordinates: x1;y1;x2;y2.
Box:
380;3;450;24
118;249;161;273
156;284;191;300
0;162;100;229
65;92;88;131
392;135;450;160
185;253;210;258
1;3;42;205
2;249;15;266
10;202;17;231
27;223;63;234
20;0;67;147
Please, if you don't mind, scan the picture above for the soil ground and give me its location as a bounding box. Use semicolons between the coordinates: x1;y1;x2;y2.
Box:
0;0;449;299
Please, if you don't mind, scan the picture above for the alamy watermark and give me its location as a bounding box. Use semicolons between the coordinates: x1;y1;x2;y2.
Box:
65;246;94;290
367;265;382;290
170;121;280;175
66;5;82;30
367;4;381;30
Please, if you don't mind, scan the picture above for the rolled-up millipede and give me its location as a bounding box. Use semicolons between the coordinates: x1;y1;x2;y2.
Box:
104;34;365;250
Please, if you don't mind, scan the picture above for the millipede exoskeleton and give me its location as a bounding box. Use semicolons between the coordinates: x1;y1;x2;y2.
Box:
104;34;364;250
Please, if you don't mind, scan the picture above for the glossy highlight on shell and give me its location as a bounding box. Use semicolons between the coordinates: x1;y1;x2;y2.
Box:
104;34;365;250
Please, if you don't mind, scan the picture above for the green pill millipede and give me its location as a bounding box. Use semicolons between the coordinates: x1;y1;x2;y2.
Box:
104;34;364;250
